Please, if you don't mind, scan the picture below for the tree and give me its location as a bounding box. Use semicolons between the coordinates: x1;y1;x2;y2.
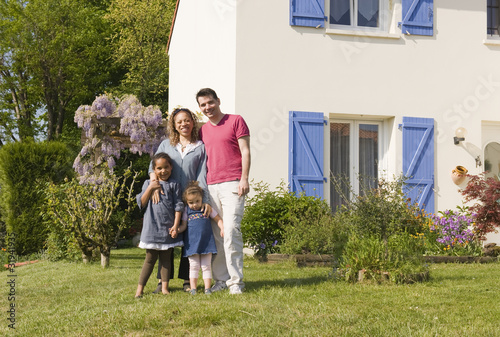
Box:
0;0;40;141
45;168;138;267
42;94;166;267
106;0;176;112
0;0;122;142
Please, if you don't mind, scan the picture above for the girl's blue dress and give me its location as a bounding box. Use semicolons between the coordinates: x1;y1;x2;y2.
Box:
183;207;217;257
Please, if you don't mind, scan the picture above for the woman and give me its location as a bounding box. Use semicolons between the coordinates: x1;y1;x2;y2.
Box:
149;107;211;293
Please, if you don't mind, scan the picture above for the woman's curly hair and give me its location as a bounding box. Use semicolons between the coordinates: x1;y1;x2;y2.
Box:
168;108;200;145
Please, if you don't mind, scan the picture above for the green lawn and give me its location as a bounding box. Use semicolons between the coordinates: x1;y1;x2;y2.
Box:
2;248;500;336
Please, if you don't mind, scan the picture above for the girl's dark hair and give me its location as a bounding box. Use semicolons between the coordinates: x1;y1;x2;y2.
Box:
182;181;204;202
168;108;199;146
152;152;172;168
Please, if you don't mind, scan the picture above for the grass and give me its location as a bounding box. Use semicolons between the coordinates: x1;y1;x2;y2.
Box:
2;248;500;336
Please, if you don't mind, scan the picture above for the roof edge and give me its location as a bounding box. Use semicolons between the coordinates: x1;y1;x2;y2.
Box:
166;0;180;54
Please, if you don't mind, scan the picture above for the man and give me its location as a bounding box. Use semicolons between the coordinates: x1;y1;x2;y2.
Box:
197;88;250;295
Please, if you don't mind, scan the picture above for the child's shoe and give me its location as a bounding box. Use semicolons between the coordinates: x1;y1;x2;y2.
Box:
189;289;197;295
204;288;212;295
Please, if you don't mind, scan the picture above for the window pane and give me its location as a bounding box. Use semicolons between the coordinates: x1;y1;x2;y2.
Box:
330;0;351;26
358;0;380;28
330;123;350;211
358;124;378;195
487;0;500;36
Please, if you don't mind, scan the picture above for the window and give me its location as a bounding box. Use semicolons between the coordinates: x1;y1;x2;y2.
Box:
488;0;500;38
330;120;381;211
484;142;500;180
329;0;385;31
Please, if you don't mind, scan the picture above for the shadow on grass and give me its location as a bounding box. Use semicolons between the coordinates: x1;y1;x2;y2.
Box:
245;275;330;291
112;254;145;261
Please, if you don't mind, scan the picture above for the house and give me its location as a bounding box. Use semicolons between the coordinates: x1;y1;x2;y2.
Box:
167;0;500;243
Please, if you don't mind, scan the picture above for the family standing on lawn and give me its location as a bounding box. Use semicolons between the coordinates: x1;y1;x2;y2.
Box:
135;88;251;298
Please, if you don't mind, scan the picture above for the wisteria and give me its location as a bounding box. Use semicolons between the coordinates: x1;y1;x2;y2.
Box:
73;94;167;184
430;210;476;248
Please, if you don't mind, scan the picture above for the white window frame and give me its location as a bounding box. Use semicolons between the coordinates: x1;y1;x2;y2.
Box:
327;0;388;33
328;118;384;208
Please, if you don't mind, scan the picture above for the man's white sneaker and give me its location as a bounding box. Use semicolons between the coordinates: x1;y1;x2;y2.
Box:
229;286;243;295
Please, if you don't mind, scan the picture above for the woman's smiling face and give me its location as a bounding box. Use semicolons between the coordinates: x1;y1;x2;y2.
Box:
174;111;194;138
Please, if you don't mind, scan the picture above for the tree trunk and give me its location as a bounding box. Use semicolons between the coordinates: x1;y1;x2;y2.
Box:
82;252;92;264
100;246;111;268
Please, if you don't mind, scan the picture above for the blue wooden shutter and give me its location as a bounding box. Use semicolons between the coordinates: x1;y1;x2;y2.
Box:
401;117;434;214
290;0;325;28
289;111;326;197
401;0;434;36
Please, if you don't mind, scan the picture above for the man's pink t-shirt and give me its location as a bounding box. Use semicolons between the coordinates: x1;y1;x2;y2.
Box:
199;114;250;185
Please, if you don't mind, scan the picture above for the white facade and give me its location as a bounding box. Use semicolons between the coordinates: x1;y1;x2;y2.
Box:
168;0;500;243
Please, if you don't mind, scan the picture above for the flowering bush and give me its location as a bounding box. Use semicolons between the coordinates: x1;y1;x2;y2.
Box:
425;207;482;256
73;94;166;184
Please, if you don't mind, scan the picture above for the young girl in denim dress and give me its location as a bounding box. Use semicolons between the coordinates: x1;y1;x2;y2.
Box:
134;153;184;298
177;181;223;295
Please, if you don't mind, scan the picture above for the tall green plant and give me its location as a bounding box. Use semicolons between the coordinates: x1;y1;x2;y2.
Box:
241;181;291;258
0;141;73;255
332;175;430;283
44;166;138;267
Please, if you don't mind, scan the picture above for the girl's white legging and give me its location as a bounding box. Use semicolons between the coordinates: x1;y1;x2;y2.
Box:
188;253;212;279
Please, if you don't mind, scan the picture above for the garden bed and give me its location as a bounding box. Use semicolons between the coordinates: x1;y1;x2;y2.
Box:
423;256;498;263
264;254;498;267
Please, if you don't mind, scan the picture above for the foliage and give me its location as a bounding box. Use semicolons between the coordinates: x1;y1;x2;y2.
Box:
0;0;121;142
461;173;500;240
424;207;482;256
241;181;290;258
0;140;73;255
44;224;84;262
280;194;339;256
334;175;426;240
106;0;176;112
330;175;430;283
73;94;166;184
44;166;138;267
338;232;428;284
242;180;339;259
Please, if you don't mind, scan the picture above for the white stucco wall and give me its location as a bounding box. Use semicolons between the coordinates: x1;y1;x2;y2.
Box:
168;0;237;114
168;0;500;242
234;0;500;218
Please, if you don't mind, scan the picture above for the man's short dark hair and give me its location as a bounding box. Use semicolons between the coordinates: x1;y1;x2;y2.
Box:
196;88;218;102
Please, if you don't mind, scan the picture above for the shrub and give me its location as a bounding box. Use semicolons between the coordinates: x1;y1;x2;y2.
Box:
242;181;341;258
44;166;139;267
332;175;430;283
461;174;500;240
338;232;428;284
241;181;291;258
335;176;426;240
0;141;74;255
280;194;341;256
